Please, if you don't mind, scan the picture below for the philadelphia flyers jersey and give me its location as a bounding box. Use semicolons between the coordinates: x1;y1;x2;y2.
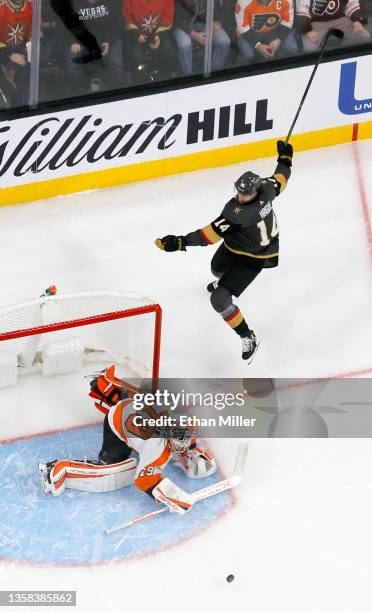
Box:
0;0;32;49
297;0;361;22
236;0;293;34
107;398;173;494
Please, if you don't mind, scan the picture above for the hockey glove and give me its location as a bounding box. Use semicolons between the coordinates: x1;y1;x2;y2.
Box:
277;140;293;167
152;477;194;514
88;365;129;415
155;235;186;252
173;447;217;479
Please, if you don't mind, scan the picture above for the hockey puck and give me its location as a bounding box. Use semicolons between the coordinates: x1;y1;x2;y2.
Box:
226;574;235;583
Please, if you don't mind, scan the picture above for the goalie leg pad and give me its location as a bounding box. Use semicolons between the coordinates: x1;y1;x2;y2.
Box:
152;477;194;514
173;447;217;479
38;457;137;495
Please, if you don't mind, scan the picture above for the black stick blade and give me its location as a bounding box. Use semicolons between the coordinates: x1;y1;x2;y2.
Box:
329;28;344;39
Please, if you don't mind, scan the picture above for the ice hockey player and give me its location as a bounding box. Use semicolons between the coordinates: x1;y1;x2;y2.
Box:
38;365;216;515
155;140;293;362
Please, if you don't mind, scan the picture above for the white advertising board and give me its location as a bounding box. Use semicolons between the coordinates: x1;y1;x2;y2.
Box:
0;54;371;189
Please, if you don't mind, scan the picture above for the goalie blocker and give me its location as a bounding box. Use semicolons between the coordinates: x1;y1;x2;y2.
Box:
39;365;217;515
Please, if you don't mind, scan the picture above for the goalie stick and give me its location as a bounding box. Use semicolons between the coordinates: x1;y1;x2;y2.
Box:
105;442;248;535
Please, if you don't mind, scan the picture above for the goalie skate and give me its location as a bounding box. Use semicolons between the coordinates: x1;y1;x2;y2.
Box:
38;461;56;494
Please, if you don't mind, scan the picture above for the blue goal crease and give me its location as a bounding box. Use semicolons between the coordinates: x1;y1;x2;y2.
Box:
0;427;232;565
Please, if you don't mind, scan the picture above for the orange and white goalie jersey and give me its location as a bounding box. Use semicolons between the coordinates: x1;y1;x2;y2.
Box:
236;0;294;34
107;398;172;495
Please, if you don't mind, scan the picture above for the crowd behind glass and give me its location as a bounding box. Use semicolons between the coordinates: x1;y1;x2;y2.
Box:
0;0;371;109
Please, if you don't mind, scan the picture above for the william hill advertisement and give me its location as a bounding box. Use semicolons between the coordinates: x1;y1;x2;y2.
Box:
0;54;371;202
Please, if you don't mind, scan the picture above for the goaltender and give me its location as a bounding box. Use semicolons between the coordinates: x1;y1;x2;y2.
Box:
38;365;216;515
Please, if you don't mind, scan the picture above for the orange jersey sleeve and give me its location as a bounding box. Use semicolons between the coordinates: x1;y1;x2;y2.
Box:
134;440;172;494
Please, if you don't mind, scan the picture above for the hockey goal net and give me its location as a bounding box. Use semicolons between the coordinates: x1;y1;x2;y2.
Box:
0;290;162;389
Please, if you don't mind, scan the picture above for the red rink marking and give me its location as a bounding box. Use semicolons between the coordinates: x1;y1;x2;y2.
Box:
352;123;359;141
0;430;236;568
352;140;372;271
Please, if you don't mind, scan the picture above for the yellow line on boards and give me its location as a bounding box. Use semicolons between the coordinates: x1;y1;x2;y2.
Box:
358;122;372;140
0;121;371;207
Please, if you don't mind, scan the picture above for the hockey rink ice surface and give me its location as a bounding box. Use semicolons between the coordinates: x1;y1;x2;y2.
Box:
0;140;372;611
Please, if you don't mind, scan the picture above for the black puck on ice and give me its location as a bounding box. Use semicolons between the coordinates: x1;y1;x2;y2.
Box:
226;574;235;583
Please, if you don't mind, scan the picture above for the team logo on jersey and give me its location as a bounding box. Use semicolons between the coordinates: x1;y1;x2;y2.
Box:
338;61;372;115
5;21;25;45
252;12;280;30
78;4;109;20
312;0;340;16
233;206;242;214
140;11;160;33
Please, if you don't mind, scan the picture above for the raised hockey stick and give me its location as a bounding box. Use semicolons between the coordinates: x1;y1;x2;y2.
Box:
285;28;344;145
105;442;249;535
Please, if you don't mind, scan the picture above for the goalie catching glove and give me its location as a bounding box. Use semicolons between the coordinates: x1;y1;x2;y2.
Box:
155;235;186;252
276;140;293;167
173;447;217;479
88;364;140;415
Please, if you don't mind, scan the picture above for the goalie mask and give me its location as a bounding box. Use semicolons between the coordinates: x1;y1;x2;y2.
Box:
234;171;261;196
164;418;195;456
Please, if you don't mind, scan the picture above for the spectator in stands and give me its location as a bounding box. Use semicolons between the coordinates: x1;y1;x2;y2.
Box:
235;0;297;63
173;0;231;75
219;0;241;67
64;0;125;94
296;0;370;51
51;0;102;62
0;0;33;107
122;0;175;83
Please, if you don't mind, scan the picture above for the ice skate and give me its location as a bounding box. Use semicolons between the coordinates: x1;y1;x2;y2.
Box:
207;280;219;293
241;331;259;363
38;461;56;494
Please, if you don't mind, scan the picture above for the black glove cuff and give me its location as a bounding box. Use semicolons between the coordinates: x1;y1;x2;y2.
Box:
277;154;292;167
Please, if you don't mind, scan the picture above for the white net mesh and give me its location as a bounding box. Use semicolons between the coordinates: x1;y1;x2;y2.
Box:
0;291;160;384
